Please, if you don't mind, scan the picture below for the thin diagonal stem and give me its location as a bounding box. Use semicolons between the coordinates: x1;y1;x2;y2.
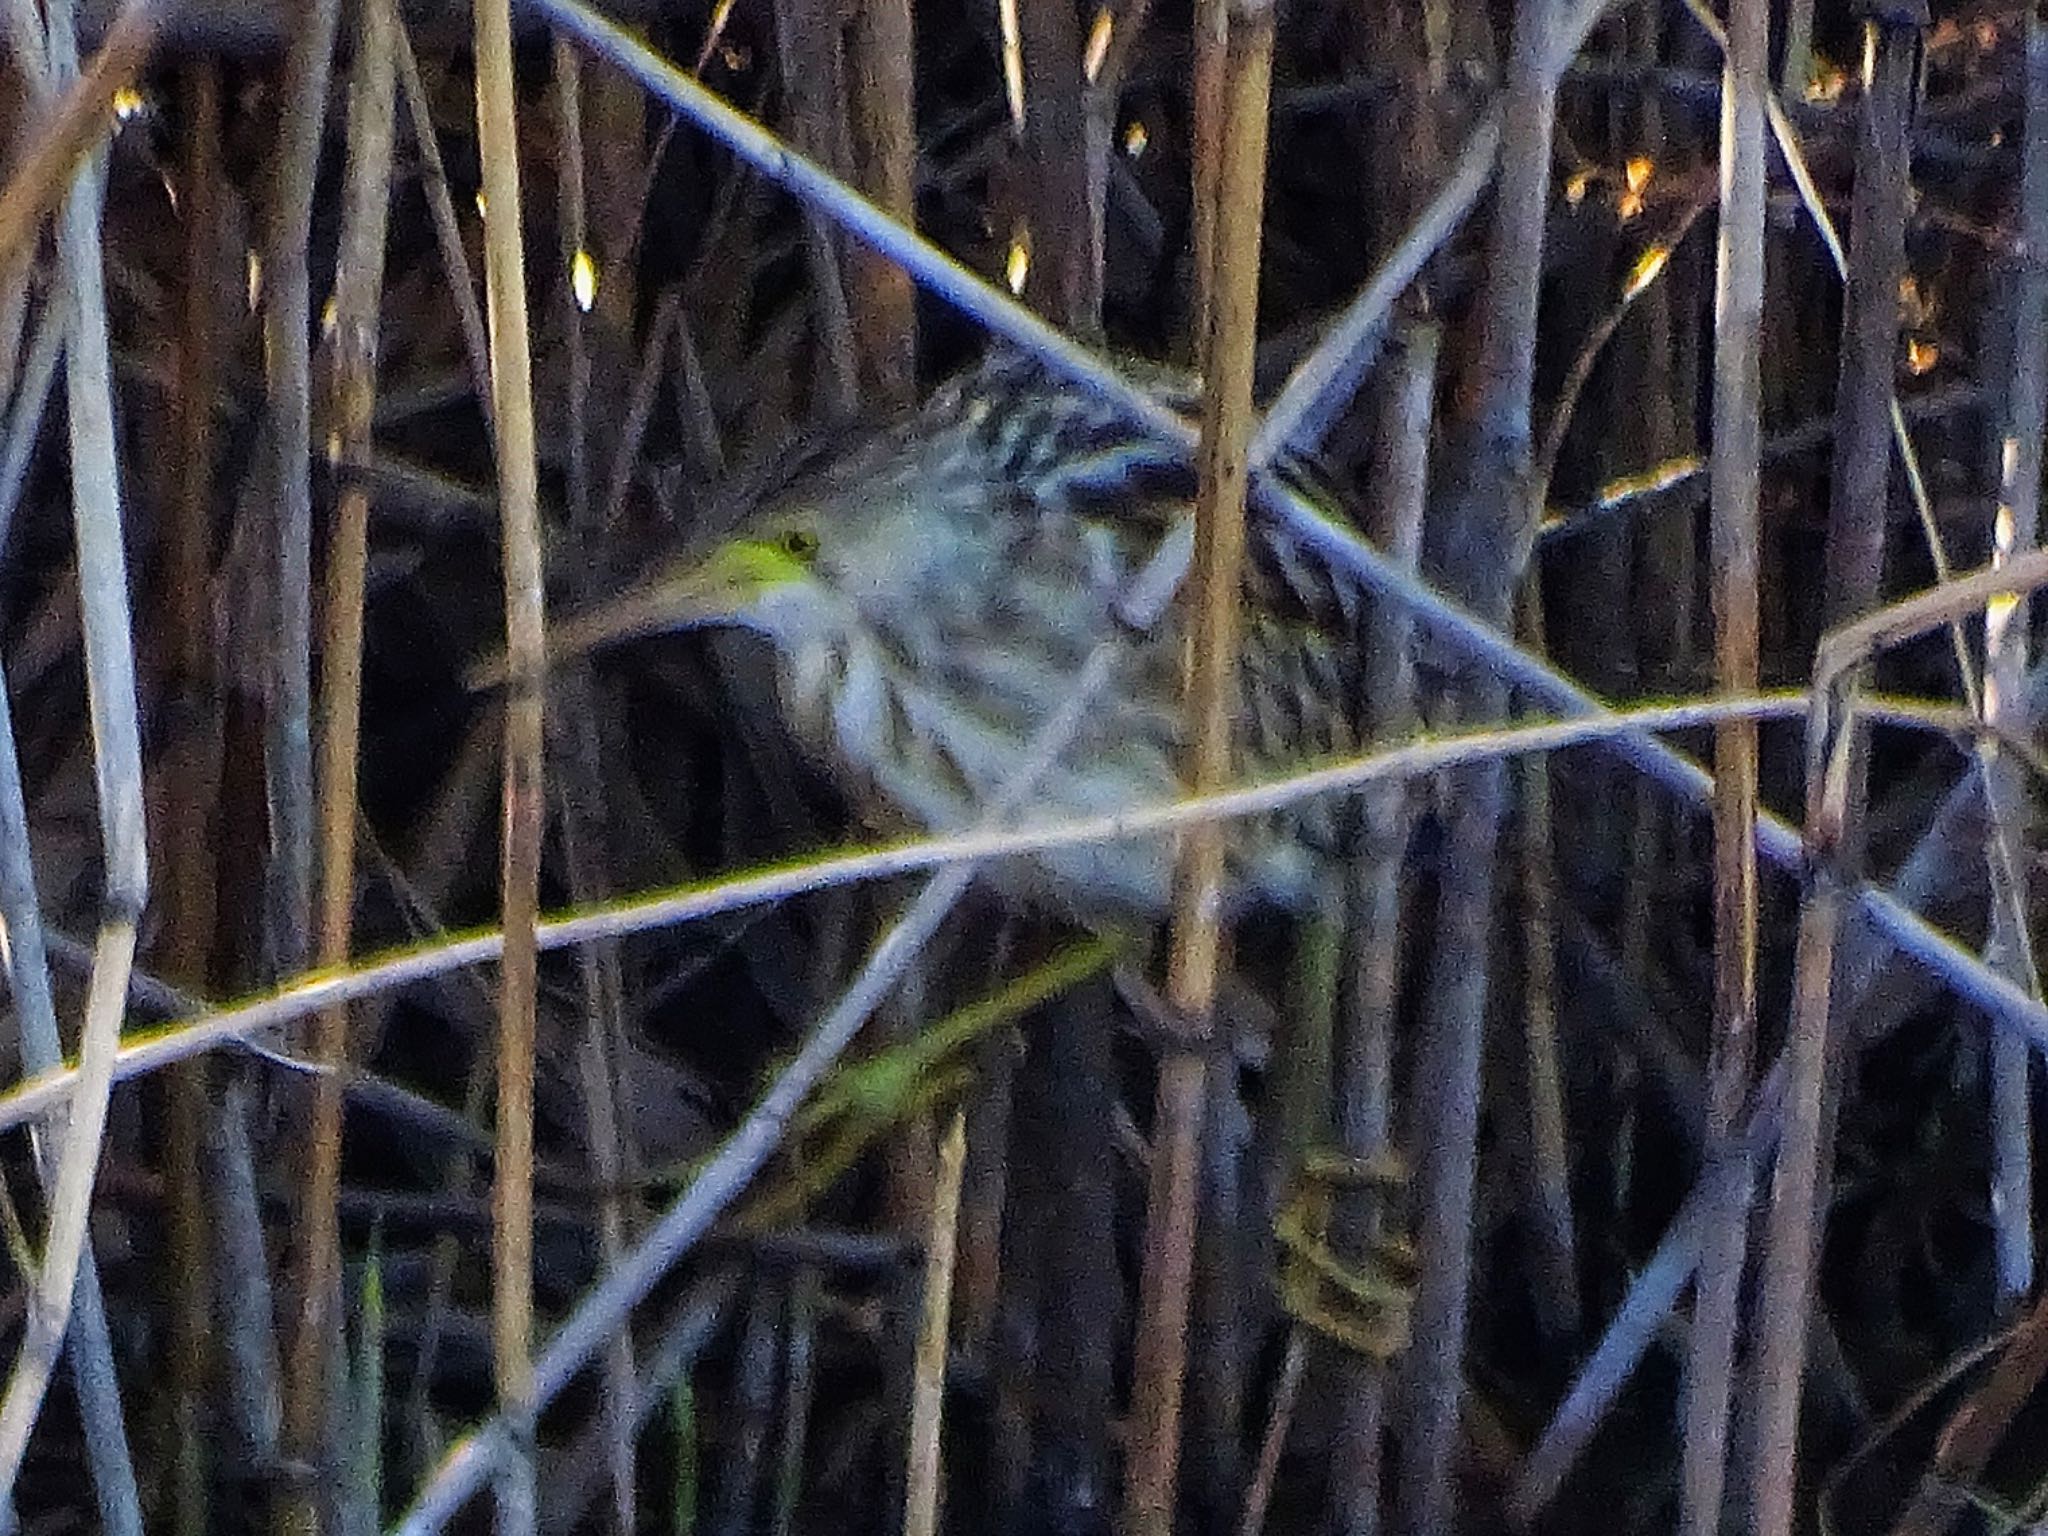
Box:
1;687;2030;1147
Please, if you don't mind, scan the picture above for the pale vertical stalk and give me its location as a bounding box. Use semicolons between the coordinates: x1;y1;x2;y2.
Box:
1399;0;1560;1527
0;0;147;1506
1679;0;1766;1530
1747;798;1848;1536
0;12;146;1531
1983;2;2048;1314
903;1108;968;1536
282;2;398;1526
1121;2;1271;1531
1749;22;1917;1535
261;0;341;981
1331;314;1435;1536
473;0;547;1526
0;491;141;1536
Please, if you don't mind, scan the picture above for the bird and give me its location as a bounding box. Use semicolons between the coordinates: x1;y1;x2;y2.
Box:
476;347;1385;922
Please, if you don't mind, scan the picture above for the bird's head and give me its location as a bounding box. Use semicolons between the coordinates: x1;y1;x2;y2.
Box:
462;516;829;690
548;515;837;661
465;462;991;692
666;429;1017;631
463;364;1050;693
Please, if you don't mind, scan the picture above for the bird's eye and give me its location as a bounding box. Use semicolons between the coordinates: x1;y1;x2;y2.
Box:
780;528;819;561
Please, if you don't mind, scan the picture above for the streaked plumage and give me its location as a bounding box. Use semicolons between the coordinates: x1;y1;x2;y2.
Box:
534;349;1382;918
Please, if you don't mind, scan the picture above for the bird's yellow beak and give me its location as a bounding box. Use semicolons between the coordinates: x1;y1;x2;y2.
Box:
461;561;759;692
